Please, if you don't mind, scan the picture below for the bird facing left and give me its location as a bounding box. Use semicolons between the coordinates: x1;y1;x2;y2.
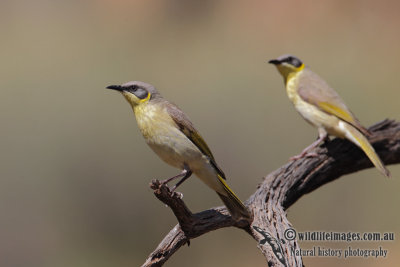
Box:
106;81;250;220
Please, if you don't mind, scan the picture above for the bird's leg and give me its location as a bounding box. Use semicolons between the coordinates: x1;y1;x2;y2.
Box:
171;166;192;192
160;165;193;193
160;170;187;185
290;130;328;161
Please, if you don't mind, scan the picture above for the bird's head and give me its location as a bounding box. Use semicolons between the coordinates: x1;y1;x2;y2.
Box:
268;55;305;81
106;81;160;106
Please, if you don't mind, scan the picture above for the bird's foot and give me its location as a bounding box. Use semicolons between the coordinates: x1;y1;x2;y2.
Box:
158;181;183;198
170;185;183;199
159;180;174;191
170;184;178;192
175;192;184;199
169;186;184;199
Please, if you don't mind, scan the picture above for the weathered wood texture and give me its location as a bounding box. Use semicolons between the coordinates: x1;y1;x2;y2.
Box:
142;119;400;267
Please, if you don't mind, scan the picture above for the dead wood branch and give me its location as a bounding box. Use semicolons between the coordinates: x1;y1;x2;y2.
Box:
142;119;400;267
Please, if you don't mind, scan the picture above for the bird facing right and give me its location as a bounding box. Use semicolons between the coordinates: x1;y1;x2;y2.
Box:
269;54;390;178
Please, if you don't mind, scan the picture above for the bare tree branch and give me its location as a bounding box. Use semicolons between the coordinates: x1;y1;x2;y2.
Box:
142;119;400;267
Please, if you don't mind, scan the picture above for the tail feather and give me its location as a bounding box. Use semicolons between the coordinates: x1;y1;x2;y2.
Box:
216;175;251;220
342;122;390;178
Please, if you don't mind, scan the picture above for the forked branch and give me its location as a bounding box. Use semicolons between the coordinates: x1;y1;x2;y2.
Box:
143;119;400;267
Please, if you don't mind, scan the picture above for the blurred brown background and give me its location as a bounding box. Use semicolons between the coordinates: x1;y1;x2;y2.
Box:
1;1;399;266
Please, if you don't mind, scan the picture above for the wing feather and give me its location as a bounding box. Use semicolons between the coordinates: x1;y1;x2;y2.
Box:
165;102;226;179
297;69;369;136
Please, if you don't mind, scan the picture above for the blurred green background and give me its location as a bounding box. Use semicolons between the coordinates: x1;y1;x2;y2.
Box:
1;1;399;266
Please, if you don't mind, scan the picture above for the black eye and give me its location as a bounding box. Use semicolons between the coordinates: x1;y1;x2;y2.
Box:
125;85;149;99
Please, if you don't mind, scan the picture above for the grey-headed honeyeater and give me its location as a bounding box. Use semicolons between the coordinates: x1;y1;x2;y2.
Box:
106;81;250;220
269;55;390;178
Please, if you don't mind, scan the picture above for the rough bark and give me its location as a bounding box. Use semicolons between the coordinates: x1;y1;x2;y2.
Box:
142;119;400;267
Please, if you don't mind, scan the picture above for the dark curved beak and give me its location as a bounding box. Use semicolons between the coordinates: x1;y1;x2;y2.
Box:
106;85;123;91
268;59;280;65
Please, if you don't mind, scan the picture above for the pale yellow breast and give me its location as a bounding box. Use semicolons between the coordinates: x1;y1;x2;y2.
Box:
132;102;227;194
286;71;342;135
285;73;298;105
133;103;171;140
133;102;204;168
